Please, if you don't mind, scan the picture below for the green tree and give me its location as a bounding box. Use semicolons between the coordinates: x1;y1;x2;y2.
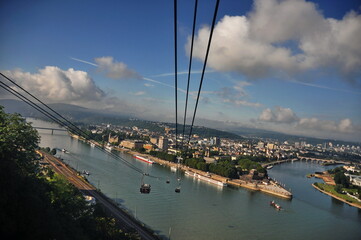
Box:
0;107;40;174
0;107;140;239
334;184;343;193
334;172;350;188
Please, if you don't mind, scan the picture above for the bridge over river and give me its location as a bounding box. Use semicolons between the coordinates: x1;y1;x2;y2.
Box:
262;158;348;168
33;126;67;134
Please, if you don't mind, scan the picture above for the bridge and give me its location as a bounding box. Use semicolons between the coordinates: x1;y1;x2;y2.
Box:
262;158;348;168
33;126;67;134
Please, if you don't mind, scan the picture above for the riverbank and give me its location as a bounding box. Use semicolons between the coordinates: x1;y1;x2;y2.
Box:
70;134;292;199
41;151;160;239
312;183;361;210
126;151;292;199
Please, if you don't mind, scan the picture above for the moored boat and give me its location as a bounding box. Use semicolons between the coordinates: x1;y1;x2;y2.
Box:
134;155;154;164
185;171;227;187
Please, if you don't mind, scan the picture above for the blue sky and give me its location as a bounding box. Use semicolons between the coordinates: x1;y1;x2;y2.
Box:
0;0;360;142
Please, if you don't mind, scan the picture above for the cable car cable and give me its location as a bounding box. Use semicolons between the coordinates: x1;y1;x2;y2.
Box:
187;0;220;147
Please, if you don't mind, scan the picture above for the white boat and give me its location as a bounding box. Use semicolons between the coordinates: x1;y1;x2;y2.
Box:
266;165;273;170
105;145;113;151
134;155;154;164
61;148;69;153
90;142;95;147
170;166;177;172
185;171;227;187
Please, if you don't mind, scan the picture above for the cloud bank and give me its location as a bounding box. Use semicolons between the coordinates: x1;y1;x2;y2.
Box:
190;0;361;83
258;106;361;141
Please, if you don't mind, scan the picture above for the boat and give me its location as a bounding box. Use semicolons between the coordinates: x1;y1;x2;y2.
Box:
61;148;69;153
170;166;177;172
82;170;90;176
105;145;113;151
270;200;282;210
90;142;95;147
134;155;154;164
185;171;227;187
266;165;273;170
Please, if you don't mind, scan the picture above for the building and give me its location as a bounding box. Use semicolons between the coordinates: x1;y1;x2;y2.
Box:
258;141;265;149
120;140;144;149
108;133;119;144
158;136;168;150
345;173;361;187
267;143;277;150
210;137;220;146
143;144;154;151
150;137;158;145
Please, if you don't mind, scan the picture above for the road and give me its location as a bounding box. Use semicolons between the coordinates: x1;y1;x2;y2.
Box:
41;152;159;240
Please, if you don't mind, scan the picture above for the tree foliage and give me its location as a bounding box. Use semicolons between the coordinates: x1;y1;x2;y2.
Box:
334;172;350;188
0;106;140;239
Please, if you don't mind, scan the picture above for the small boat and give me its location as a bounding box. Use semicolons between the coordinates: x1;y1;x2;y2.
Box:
266;165;273;170
166;179;170;184
170;166;177;172
83;170;90;176
270;200;281;210
61;149;69;153
90;142;95;147
175;187;181;193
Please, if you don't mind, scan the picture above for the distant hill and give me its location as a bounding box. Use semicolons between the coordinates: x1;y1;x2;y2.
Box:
1;99;358;146
0;99;129;122
230;127;359;146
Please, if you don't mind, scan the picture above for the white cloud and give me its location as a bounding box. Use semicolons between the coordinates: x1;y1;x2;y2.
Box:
95;56;141;80
259;106;299;123
1;66;156;117
297;117;356;134
3;66;105;102
190;0;361;82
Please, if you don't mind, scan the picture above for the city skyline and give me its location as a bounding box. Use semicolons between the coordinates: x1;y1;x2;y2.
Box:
0;0;360;142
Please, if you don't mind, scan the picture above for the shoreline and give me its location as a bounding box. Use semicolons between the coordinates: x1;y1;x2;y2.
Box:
312;183;361;210
40;151;160;239
69;133;293;199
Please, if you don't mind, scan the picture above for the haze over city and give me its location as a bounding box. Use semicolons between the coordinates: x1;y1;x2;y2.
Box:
1;0;360;142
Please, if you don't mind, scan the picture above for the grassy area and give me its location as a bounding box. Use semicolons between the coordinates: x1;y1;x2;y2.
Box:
314;183;361;206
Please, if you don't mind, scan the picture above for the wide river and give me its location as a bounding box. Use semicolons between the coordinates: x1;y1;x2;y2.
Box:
30;118;361;240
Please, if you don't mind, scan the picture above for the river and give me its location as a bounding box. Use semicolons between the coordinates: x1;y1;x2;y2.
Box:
30;118;361;240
